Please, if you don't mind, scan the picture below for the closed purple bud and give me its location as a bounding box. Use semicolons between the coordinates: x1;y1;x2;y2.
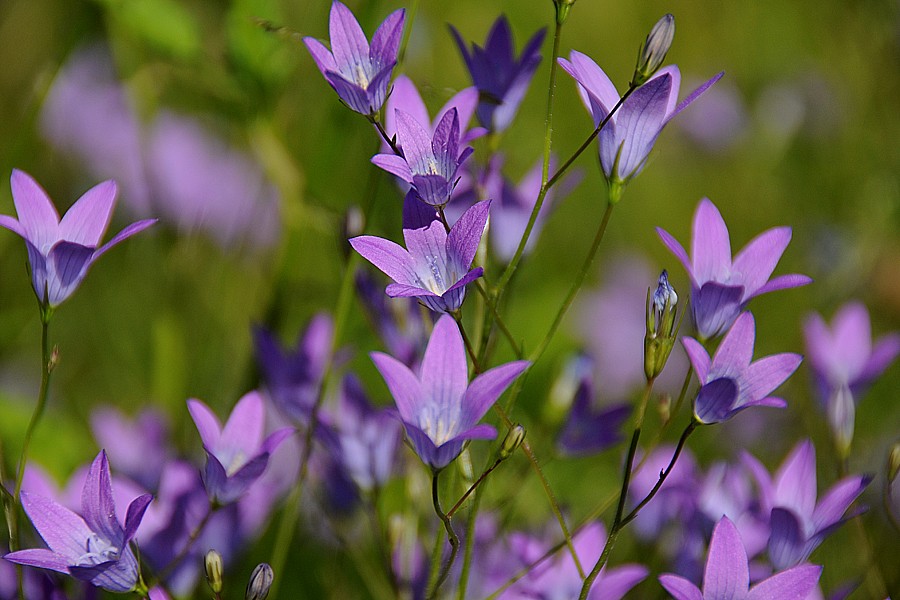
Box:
245;563;274;600
633;14;675;86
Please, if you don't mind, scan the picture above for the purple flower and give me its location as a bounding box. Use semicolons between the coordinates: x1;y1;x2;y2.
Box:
803;302;900;452
658;198;812;340
4;451;152;593
355;270;428;367
350;194;489;313
558;51;721;188
187;391;293;504
303;1;405;116
0;170;156;308
746;440;870;570
253;314;333;424
370;314;528;469
90;406;170;491
449;16;546;133
372;108;474;207
682;312;802;424
659;516;822;600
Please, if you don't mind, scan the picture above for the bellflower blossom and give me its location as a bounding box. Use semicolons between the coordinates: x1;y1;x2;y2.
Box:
303;1;405;116
658;197;812;340
558;51;722;190
682;312;802;424
372;108;473;207
4;451;152;593
744;440;870;570
0;170;156;309
803;302;900;452
659;516;822;600
449;16;546;133
350;193;489;313
187;391;293;504
371;314;528;470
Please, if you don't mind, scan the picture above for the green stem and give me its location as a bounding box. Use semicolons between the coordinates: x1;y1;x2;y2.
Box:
528;202;614;365
426;471;459;600
474;281;523;360
447;458;503;519
454;482;483;600
452;312;482;373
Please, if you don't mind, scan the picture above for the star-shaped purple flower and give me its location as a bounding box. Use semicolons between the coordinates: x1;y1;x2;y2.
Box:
658;198;812;340
371;314;528;470
350;193;489;313
303;1;405;116
187;391;293;504
0;170;156;309
682;312;802;424
372;108;474;207
4;451;152;593
558;51;721;188
659;516;822;600
449;16;546;133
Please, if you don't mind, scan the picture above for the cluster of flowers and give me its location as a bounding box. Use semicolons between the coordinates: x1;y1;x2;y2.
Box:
1;1;897;599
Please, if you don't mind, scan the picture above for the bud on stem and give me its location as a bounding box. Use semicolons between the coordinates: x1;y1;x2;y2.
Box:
632;14;675;86
246;563;274;600
205;550;224;594
500;424;526;460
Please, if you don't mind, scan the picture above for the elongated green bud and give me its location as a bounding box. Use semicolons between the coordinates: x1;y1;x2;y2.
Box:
888;442;900;483
245;563;274;600
633;14;675;86
554;0;576;25
205;550;224;594
500;425;526;459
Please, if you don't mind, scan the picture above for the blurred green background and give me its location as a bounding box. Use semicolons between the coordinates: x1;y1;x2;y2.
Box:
0;0;898;597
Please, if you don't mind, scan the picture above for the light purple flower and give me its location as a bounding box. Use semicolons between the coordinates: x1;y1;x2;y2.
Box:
90;406;169;491
658;198;812;340
659;516;822;600
682;312;802;424
744;440;870;570
449;16;546;133
303;1;404;116
371;314;528;469
4;451;152;593
558;51;722;186
803;302;900;451
372;108;474;207
350;194;489;313
187;391;293;504
0;170;156;308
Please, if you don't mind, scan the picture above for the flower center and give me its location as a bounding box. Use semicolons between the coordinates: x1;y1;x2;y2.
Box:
77;533;120;566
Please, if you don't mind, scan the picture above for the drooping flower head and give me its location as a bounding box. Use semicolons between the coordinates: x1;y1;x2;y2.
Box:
659;516;822;600
449;16;546;133
371;314;528;469
682;312;802;424
187;391;293;504
350;193;489;313
658;198;812;340
372;108;474;207
0;170;156;310
4;451;153;593
803;302;900;453
303;1;405;116
558;51;722;194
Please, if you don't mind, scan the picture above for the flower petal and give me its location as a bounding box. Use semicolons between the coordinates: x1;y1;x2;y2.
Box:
221;391;265;457
303;36;337;75
369;8;405;67
767;507;807;570
387;75;430;143
3;548;70;573
750;273;812;298
670;72;725;120
692;281;745;341
657;227;693;284
691;198;732;285
394;109;434;175
420;315;468;421
19;492;91;561
732;226;792;300
811;475;869;532
370;351;422;422
712;312;756;377
702;517;749;600
328;1;370;75
187;399;223;451
447;200;490;271
682;337;711;383
695;377;739;423
123;493;153;544
10;169;60;250
773;440;817;518
747;564;822;600
658;574;703;600
58;180;117;246
462;360;529;428
350;235;416;285
858;332;900;387
47;241;94;306
93;219;156;259
741;353;802;408
605;72;671;179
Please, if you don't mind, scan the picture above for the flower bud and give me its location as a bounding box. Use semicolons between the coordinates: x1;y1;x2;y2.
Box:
644;270;678;380
205;550;224;594
632;14;675;86
553;0;577;25
245;563;274;600
827;385;855;460
888;442;900;483
48;345;60;373
500;424;526;459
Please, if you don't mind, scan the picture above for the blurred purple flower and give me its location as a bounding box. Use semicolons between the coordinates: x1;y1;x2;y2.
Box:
676;80;748;153
746;440;870;570
697;460;769;560
629;445;699;541
558;52;721;187
4;451;152;593
659;516;822;600
449;16;546;133
372;109;473;207
90;406;169;491
304;1;405;115
0;170;156;308
254;313;333;424
803;302;900;452
658;198;812;340
371;314;528;469
683;312;802;424
350;194;488;313
355;270;428;367
187;391;293;504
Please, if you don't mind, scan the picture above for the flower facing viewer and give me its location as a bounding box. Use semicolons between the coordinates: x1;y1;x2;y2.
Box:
188;392;293;504
0;170;156;309
682;312;802;424
658;198;812;340
350;193;489;313
304;1;405;116
4;451;153;593
371;314;528;470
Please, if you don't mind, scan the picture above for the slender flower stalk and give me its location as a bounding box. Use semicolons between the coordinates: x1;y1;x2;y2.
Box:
426;471;458;600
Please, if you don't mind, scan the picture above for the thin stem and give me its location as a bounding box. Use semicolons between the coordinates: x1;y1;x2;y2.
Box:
885;475;900;535
474;281;523;360
529;203;614;365
370;116;403;156
453;313;482;373
636;365;693;473
153;503;215;585
426;471;459;600
447;458;503;519
395;0;419;70
455;482;482;600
